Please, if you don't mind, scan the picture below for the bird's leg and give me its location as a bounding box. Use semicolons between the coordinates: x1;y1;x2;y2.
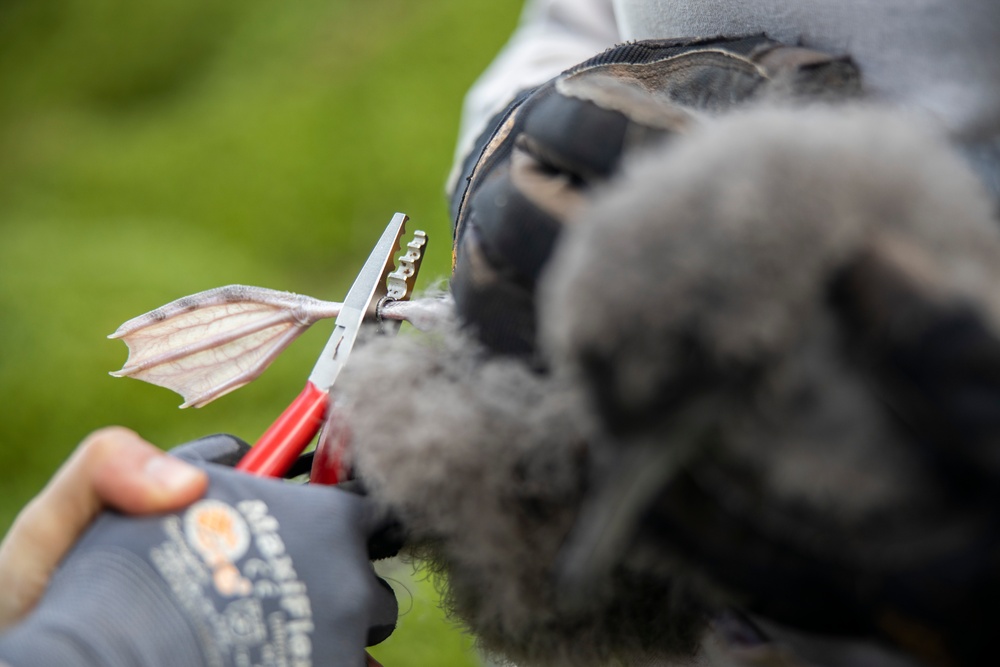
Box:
109;285;454;408
110;285;341;408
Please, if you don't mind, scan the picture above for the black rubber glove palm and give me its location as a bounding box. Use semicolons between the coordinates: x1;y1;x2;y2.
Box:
450;35;859;358
0;435;397;667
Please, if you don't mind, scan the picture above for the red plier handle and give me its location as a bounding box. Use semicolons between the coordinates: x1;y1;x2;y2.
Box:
235;380;349;484
235;381;329;478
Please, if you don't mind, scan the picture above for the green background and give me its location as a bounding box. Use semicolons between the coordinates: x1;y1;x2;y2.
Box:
0;1;523;663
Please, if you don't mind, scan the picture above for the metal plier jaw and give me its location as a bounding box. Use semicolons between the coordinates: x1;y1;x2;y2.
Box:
236;213;428;481
377;229;428;333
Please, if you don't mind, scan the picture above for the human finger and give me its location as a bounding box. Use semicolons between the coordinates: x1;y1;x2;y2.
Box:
0;426;207;627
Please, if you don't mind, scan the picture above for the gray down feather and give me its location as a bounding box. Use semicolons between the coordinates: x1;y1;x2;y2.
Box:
339;106;1000;667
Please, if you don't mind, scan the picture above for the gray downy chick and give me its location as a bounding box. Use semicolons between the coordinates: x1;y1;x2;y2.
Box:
341;105;1000;667
542;105;1000;666
342;319;714;666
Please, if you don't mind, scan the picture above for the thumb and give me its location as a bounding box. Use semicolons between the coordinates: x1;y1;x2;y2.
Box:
0;427;207;628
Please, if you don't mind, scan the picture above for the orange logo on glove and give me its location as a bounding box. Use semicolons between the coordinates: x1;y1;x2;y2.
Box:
184;500;253;597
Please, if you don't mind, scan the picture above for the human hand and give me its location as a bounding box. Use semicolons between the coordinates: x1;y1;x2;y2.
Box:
0;432;397;667
0;426;208;629
450;35;859;358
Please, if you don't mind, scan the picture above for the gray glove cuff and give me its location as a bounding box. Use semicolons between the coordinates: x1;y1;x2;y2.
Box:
0;545;203;667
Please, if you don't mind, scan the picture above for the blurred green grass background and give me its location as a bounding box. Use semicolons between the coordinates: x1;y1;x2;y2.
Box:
0;0;523;663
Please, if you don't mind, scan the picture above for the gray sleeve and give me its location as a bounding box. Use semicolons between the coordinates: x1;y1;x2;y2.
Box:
448;0;620;194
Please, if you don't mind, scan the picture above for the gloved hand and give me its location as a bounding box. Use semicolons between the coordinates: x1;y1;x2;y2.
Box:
0;434;397;667
450;35;860;358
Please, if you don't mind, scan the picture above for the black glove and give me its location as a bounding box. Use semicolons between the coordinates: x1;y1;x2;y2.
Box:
0;435;397;667
450;35;859;358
